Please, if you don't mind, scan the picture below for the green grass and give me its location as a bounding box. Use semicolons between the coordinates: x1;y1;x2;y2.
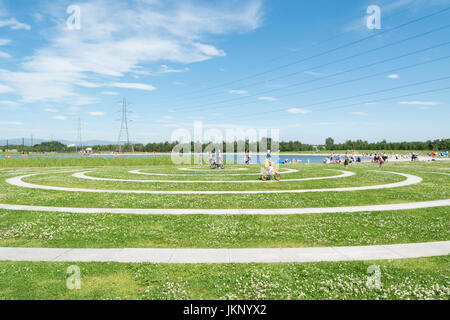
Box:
0;162;448;208
0;207;448;248
22;166;404;191
0;156;173;167
0;256;448;300
0;159;448;300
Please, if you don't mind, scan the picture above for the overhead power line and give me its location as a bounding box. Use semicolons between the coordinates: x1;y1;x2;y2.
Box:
206;76;450;123
172;41;450;113
162;6;450;101
174;23;450;105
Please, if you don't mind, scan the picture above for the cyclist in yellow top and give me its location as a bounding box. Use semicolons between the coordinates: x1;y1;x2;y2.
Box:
264;157;274;176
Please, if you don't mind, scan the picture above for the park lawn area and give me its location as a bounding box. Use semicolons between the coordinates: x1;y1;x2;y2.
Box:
0;158;448;300
0;161;448;208
0;207;448;248
0;256;448;300
21;166;403;191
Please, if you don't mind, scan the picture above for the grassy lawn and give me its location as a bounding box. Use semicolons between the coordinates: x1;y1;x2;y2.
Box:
0;256;448;300
0;159;448;300
0;207;448;248
21;166;404;191
0;161;448;208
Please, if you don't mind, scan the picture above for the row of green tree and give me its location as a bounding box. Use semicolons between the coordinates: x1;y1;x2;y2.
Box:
0;141;75;153
1;138;449;153
324;138;450;152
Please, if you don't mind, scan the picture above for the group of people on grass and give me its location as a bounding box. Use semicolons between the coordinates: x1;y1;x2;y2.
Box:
324;153;362;167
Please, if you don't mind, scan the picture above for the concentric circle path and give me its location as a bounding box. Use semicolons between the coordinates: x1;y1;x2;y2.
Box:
0;241;448;263
178;167;249;172
72;169;354;183
129;168;299;176
5;171;422;194
0;199;448;215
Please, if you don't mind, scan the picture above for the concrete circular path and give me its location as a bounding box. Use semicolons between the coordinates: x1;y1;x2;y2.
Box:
178;167;249;172
129;168;299;176
72;169;354;183
0;241;448;263
5;171;422;194
0;199;448;215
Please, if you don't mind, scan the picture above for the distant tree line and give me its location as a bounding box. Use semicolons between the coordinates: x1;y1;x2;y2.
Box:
1;138;449;153
323;138;450;152
0;141;75;153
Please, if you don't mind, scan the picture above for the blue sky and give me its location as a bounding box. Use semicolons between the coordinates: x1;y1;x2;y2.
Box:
0;0;449;144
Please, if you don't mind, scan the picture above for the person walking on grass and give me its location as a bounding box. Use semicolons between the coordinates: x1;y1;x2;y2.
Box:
379;153;385;168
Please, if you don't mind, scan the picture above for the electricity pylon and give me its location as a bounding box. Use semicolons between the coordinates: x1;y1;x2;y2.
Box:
117;97;134;153
76;117;83;152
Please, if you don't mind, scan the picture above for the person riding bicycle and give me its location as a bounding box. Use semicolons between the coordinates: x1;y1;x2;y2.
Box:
264;156;275;177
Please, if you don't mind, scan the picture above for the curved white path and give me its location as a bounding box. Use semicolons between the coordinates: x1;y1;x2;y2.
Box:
72;169;354;183
430;172;450;176
0;241;448;263
179;167;248;172
0;199;448;215
5;171;421;194
129;168;299;176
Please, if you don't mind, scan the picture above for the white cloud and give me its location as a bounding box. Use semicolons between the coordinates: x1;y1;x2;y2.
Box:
399;101;440;105
0;100;17;105
0;51;11;58
0;84;13;93
348;111;373;116
76;81;102;88
287;108;311;114
0;18;31;30
0;0;262;103
52;115;67;120
387;74;399;79
159;64;191;73
192;42;226;57
101;91;118;95
0;39;11;45
228;89;249;95
110;82;157;91
44;108;58;113
258;96;277;101
0;121;23;125
88;111;104;116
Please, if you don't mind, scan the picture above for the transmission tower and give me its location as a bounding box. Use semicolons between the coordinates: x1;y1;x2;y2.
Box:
76;117;83;152
117;97;134;153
